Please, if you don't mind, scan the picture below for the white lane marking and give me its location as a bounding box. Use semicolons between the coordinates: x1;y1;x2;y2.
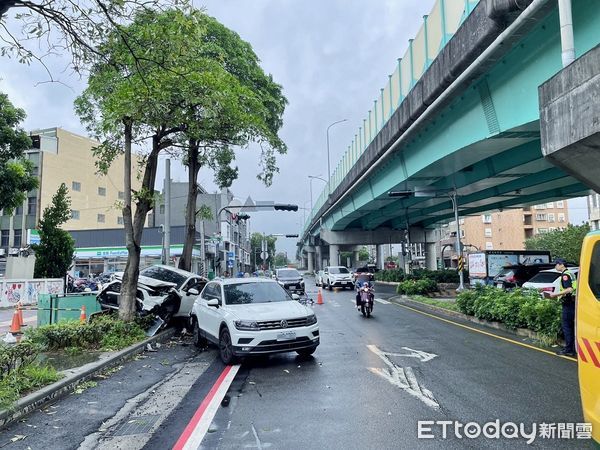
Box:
181;364;240;450
384;347;437;362
374;298;390;305
251;424;263;450
367;345;439;410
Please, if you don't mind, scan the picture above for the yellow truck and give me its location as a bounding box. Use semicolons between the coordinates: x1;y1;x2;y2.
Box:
576;232;600;443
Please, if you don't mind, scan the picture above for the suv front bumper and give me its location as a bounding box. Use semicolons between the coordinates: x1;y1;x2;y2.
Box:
231;325;319;356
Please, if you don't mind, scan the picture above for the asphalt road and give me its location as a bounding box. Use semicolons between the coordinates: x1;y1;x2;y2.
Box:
0;279;586;449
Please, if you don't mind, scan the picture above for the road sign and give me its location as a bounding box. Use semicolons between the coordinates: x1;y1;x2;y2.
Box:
261;251;268;260
227;251;235;259
227;260;234;268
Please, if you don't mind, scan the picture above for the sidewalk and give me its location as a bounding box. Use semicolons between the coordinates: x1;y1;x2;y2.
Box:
0;308;37;334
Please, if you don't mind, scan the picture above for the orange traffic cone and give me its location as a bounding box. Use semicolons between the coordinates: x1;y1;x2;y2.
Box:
317;288;324;305
79;305;87;323
17;303;25;327
9;309;21;334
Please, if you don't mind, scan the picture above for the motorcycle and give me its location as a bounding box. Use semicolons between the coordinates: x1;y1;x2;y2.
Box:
358;284;374;318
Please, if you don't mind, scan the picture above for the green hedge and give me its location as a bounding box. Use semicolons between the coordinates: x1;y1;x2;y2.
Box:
375;269;466;284
396;278;438;295
456;286;562;341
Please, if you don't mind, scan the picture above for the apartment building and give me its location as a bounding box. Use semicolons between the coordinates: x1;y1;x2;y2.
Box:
459;201;569;252
0;127;136;255
588;193;600;230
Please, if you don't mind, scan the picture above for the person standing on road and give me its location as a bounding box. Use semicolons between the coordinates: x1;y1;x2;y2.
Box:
547;258;577;357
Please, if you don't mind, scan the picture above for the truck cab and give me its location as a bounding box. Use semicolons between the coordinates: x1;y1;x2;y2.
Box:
576;231;600;443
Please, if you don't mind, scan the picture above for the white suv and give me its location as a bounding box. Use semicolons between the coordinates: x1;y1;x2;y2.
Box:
190;278;319;364
323;266;353;290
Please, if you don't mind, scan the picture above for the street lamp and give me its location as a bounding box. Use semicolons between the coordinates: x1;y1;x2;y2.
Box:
308;175;327;212
326;119;348;196
388;187;465;291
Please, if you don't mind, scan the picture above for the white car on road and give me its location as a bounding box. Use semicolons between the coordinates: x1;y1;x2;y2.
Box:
323;266;354;290
522;267;579;295
190;278;319;364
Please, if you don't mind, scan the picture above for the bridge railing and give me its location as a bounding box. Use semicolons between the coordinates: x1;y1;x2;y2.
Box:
303;0;480;235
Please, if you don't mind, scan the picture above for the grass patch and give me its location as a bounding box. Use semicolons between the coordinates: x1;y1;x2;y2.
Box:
0;362;60;410
410;296;460;312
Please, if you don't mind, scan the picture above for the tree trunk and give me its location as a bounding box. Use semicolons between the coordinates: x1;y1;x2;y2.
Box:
178;140;200;272
119;128;164;321
119;119;138;321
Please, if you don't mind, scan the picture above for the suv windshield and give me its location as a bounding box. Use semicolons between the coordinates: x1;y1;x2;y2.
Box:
224;282;291;305
140;266;187;289
277;269;300;278
329;267;349;274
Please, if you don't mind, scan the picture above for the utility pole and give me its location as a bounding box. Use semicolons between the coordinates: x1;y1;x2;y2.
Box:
163;158;171;266
199;220;206;277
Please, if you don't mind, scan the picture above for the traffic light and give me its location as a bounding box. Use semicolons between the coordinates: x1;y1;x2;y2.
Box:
273;204;298;211
285;234;299;238
236;213;250;222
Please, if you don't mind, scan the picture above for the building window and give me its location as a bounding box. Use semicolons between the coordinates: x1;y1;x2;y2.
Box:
97;214;105;223
14;229;22;247
98;187;106;196
27;197;36;215
546;201;554;208
72;181;81;192
535;214;547;221
482;214;492;224
548;213;555;222
159;204;165;214
556;201;564;208
549;227;557;232
558;213;565;222
485;242;493;250
118;191;125;200
534;204;546;209
459;218;465;225
537;228;548;234
1;230;9;247
31;166;39;176
484;228;492;237
117;216;124;225
71;210;80;220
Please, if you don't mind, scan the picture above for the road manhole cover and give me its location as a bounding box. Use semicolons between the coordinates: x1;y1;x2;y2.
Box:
111;415;161;436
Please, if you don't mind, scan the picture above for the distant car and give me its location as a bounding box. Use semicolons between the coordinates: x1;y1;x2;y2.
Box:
323;266;353;290
522;267;580;295
190;278;319;363
275;268;305;294
493;264;554;290
315;270;325;287
353;266;375;283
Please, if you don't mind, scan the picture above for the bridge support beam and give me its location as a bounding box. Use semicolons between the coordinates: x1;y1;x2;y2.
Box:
329;244;340;266
307;249;315;273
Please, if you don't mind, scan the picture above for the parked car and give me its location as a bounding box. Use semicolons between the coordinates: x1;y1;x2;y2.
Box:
315;270;325;287
323;266;353;290
522;267;579;295
275;268;305;294
97;265;207;322
190;278;319;363
493;264;555;289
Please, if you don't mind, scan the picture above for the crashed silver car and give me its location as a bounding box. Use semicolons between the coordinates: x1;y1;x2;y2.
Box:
97;265;207;323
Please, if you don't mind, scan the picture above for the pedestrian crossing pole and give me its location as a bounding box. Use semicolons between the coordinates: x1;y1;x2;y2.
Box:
450;189;465;291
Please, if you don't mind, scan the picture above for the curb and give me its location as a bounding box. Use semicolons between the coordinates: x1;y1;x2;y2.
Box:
0;328;177;429
388;296;564;346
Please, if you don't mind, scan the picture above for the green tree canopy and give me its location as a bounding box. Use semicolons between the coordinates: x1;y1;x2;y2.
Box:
525;224;590;264
33;183;74;278
0;91;38;212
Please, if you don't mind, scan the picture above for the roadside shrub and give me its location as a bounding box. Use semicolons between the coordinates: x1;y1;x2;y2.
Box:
376;268;467;284
456;285;562;342
396;278;438;295
25;315;147;352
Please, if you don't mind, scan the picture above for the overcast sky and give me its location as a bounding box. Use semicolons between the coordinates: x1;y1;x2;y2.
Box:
0;0;589;258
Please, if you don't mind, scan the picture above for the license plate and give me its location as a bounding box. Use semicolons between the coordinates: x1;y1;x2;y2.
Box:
277;331;296;341
497;283;503;288
342;282;349;285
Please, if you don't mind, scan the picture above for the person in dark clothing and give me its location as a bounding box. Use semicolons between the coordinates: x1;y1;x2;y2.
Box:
547;258;577;357
355;274;373;310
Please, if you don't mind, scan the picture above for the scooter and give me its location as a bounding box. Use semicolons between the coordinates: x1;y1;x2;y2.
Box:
358;285;374;318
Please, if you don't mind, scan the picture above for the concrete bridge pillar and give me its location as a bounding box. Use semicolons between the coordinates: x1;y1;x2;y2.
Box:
329;244;340;266
315;246;322;271
307;249;315;273
425;242;438;271
353;251;359;266
376;245;385;270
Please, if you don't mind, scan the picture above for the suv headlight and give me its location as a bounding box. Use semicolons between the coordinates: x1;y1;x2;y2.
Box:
306;314;317;325
234;320;260;331
278;281;285;286
300;280;305;285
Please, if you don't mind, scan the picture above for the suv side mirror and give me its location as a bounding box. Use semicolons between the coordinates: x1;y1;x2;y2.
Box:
291;293;300;300
207;298;219;307
187;288;199;296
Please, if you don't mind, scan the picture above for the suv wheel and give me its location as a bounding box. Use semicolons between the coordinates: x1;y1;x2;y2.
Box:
219;328;236;365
